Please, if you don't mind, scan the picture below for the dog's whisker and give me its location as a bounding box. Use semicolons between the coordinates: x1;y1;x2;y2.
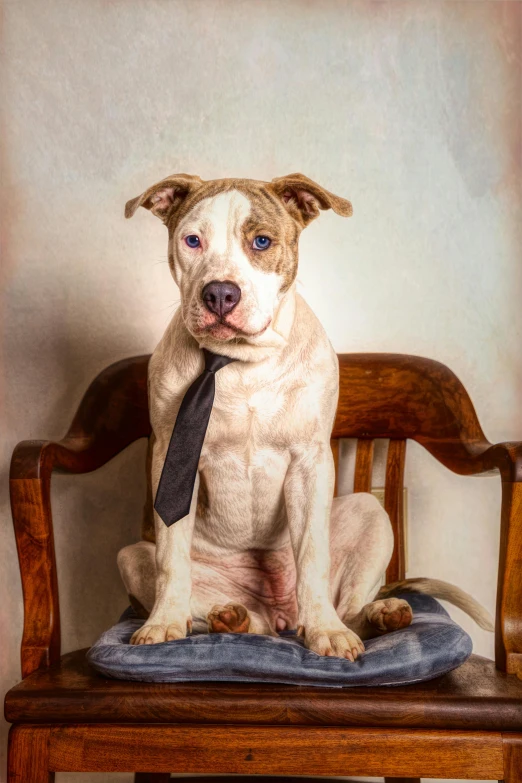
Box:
157;301;180;312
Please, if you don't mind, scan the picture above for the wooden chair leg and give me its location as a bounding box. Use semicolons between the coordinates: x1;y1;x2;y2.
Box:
134;775;171;782
503;735;522;783
7;725;54;783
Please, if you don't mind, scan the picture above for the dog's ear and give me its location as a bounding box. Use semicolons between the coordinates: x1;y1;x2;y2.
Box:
269;173;352;227
125;173;203;223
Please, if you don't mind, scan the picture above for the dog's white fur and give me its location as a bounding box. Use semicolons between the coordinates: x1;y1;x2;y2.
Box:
119;176;492;659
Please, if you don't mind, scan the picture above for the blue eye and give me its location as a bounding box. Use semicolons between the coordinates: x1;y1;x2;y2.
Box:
185;235;200;248
253;235;271;250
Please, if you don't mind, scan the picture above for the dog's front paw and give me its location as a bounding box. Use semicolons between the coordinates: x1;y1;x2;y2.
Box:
130;619;189;645
301;624;365;661
366;597;413;633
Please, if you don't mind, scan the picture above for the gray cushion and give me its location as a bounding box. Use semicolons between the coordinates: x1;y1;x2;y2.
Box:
87;593;472;687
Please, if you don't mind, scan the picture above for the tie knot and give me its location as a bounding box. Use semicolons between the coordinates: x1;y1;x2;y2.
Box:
203;348;237;373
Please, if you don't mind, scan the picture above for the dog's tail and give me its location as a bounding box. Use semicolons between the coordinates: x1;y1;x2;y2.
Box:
377;577;494;631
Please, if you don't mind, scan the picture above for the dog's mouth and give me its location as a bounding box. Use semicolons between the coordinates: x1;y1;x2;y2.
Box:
197;317;271;341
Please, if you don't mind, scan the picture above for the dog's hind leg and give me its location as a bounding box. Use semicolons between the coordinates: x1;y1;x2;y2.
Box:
190;568;276;636
330;493;413;638
346;597;413;640
205;602;275;635
117;541;275;635
118;541;157;617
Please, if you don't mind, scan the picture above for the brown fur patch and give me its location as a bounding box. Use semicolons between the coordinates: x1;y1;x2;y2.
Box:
238;188;301;293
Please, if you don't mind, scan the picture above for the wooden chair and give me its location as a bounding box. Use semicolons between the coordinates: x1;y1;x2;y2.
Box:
5;352;522;783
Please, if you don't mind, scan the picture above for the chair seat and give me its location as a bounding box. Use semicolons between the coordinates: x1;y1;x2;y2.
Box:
5;648;522;731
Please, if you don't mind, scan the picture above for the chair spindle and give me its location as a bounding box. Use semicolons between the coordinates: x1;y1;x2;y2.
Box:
384;438;407;583
354;439;375;493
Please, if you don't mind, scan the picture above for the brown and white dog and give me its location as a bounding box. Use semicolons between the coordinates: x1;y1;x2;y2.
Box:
118;173;492;659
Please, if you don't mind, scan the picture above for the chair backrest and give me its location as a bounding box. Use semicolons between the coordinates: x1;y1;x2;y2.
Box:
329;353;488;583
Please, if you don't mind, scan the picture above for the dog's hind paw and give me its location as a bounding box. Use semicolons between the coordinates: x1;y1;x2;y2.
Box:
366;597;413;633
207;603;251;633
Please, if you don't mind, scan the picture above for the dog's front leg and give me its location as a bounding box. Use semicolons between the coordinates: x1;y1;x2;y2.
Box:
284;444;364;660
130;444;198;646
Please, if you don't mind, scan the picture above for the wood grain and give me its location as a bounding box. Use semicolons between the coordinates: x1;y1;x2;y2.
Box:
385;439;407;582
332;354;522;480
503;734;522;783
47;725;504;778
330;438;340;497
6;649;522;731
148;778;381;783
496;481;522;675
7;725;54;782
9;477;61;679
10;354;151;679
354;439;374;493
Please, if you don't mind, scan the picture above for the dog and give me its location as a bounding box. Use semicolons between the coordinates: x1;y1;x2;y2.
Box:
118;172;492;660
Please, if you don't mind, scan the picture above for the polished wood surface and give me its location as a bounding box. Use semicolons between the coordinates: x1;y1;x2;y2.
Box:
353;438;374;492
385;439;407;582
503;735;522;783
332;354;522;480
47;726;504;778
9;476;61;679
10;355;151;679
497;481;522;676
7;352;522;781
7;726;54;782
6;648;522;730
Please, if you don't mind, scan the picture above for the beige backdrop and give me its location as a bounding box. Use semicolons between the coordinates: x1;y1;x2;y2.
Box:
1;1;521;782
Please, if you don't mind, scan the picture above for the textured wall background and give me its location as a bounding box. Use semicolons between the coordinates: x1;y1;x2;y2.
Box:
1;1;521;781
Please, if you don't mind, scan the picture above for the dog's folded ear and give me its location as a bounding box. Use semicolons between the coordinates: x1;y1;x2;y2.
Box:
269;173;353;227
125;173;203;223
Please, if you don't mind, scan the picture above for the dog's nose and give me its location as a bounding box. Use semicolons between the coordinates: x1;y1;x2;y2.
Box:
202;281;241;317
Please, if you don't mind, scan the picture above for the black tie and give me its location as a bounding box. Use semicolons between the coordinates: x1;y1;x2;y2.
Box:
154;349;237;527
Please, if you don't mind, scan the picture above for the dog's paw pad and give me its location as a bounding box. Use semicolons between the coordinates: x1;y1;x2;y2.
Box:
367;598;413;633
207;603;250;633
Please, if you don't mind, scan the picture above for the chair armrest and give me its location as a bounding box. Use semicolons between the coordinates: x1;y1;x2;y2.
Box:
11;354;152;480
10;355;152;678
473;441;522;483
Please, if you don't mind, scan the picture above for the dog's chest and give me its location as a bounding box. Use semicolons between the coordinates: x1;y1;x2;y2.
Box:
193;375;294;548
201;379;290;468
204;357;312;456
